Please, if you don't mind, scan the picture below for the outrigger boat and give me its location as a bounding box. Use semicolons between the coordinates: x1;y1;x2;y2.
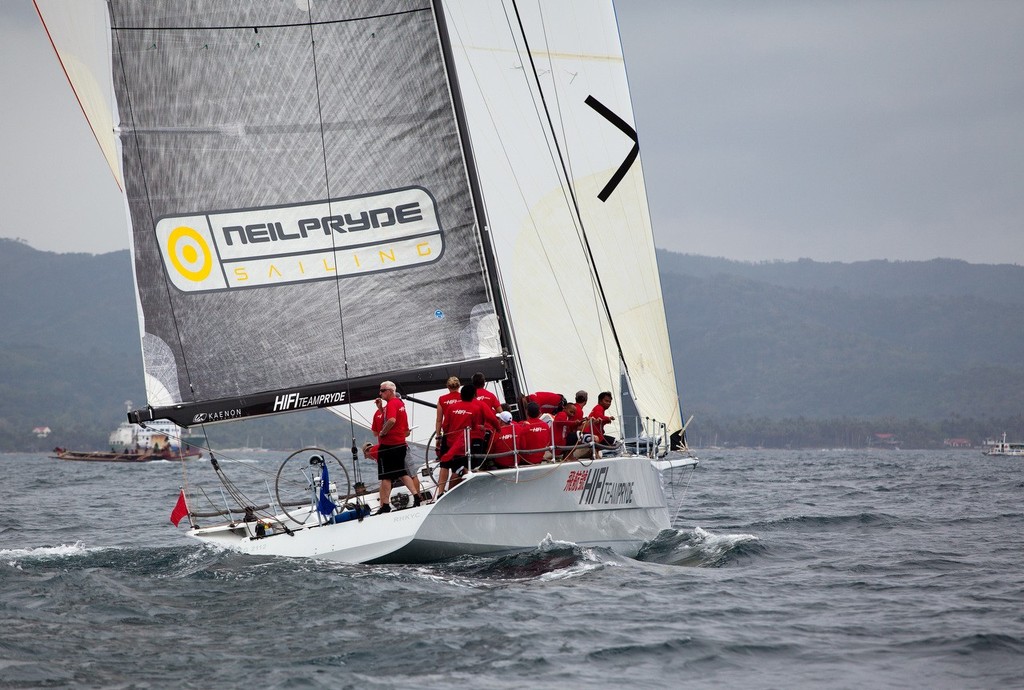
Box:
38;0;697;563
50;404;202;463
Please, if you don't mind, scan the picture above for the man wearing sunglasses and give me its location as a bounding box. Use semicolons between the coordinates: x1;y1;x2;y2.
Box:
371;381;421;513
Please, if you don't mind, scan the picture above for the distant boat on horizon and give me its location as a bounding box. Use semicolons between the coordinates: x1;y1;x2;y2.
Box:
982;432;1024;457
50;403;202;463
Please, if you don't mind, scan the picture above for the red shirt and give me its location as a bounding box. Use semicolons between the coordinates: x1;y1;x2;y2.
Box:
436;390;461;434
373;397;409;445
552;410;573;447
586;403;612;443
475;387;502;414
440;400;487;440
518;418;551;465
489;423;521;468
528;391;564;413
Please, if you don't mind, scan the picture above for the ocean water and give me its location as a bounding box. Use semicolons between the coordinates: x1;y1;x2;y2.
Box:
1;449;1022;689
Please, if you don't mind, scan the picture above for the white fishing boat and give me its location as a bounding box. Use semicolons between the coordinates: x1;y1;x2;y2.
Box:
983;433;1024;457
38;0;697;563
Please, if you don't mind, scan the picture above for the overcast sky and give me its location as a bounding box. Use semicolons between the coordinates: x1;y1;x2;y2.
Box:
2;1;1022;264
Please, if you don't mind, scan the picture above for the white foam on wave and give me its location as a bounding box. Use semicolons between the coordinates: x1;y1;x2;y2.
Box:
1;541;97;565
692;525;759;548
687;525;760;563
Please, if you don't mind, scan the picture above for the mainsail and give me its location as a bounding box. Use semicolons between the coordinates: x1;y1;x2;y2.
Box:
38;0;684;438
39;1;508;427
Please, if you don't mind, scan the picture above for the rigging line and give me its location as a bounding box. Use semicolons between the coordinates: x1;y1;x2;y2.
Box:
433;0;525;406
509;0;633;389
497;3;614;392
110;7;431;32
304;6;359;472
108;8;202;416
534;3;617;396
482;3;605;388
537;3;578;200
443;9;532;385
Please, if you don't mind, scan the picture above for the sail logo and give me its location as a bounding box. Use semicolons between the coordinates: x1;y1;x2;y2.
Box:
563;467;635;505
192;409;242;424
272;391;346;412
154;187;445;293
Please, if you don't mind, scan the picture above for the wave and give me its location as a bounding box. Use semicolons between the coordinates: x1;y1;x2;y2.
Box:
635;526;763;567
894;632;1024;656
0;542;95;563
751;512;905;529
434;536;610;583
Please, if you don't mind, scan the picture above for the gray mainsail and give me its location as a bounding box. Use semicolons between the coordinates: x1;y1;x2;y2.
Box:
103;1;502;425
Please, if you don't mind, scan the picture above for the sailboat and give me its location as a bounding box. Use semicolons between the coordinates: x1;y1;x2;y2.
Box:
37;0;697;563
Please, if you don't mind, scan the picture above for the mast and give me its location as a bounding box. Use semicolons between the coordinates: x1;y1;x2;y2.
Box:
432;0;524;411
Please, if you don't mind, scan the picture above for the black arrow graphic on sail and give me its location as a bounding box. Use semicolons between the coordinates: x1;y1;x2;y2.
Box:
585;95;639;202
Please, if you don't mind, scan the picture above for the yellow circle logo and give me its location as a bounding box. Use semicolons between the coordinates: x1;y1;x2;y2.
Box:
167;226;212;282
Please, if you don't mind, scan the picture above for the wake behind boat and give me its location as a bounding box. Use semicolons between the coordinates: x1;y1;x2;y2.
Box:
38;0;698;563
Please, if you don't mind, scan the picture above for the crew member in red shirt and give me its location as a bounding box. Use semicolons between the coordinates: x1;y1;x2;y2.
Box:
487;411;520;468
371;381;421;513
585;390;617;448
565;389;589;444
552;402;579;458
517;402;551;465
436;384;501;496
434;376;461;460
524;391;566;415
471;372;503;414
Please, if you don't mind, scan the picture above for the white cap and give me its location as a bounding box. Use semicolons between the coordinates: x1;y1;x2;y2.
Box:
497;411;513;423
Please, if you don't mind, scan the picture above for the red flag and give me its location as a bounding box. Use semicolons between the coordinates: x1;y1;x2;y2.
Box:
170;489;189;527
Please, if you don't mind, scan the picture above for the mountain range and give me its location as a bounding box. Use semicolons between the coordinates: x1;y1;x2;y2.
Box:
1;238;1021;450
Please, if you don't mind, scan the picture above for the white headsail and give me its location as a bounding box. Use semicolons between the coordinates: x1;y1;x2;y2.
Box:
443;1;681;433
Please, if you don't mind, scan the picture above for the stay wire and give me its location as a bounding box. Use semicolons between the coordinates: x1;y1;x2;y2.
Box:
304;6;361;485
509;0;630;391
108;8;202;421
482;3;607;388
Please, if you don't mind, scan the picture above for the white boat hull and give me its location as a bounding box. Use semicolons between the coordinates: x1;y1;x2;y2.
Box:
187;456;682;564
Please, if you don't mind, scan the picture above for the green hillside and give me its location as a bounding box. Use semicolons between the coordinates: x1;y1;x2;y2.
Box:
1;239;1021;450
